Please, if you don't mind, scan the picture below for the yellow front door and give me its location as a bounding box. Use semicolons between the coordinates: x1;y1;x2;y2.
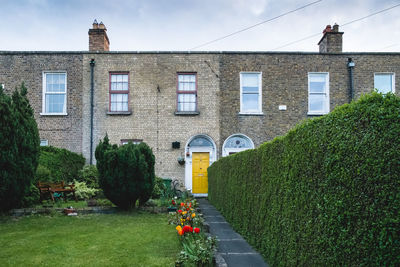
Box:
192;152;209;194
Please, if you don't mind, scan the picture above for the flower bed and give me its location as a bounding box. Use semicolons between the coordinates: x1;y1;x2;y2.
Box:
169;198;217;266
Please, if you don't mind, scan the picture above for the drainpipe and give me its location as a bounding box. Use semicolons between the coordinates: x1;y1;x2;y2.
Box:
347;58;355;102
89;59;95;165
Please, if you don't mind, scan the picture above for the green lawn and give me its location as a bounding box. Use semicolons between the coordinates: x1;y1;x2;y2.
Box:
0;212;180;266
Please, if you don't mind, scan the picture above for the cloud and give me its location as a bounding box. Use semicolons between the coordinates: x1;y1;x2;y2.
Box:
0;0;398;52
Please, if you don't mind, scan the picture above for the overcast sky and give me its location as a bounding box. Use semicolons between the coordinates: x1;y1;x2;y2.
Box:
1;0;399;52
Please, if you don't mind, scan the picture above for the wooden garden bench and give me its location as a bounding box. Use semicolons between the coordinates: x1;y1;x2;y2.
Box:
37;181;77;202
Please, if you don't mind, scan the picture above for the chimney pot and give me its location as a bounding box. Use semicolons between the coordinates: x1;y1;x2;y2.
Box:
99;22;105;29
333;23;339;32
323;25;332;34
92;19;99;29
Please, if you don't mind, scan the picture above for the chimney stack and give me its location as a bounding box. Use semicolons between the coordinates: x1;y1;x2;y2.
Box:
89;20;110;52
318;23;343;53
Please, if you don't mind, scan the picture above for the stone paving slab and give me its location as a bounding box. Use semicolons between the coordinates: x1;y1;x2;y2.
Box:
197;198;268;267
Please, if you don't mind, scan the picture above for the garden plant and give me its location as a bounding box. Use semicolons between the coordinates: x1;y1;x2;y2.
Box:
208;92;400;266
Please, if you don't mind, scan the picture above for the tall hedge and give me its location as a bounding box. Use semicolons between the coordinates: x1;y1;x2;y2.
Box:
0;84;40;211
95;136;155;209
208;92;400;266
37;146;85;183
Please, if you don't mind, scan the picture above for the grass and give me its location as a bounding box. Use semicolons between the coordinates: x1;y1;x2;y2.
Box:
0;212;181;266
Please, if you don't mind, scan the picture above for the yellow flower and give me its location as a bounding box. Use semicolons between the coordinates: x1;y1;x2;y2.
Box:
192;213;196;218
176;225;183;236
182;211;187;215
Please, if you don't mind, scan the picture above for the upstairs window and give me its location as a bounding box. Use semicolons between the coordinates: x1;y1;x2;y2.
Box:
177;73;197;112
110;73;129;112
374;73;395;94
42;72;67;115
240;72;262;114
308;73;329;115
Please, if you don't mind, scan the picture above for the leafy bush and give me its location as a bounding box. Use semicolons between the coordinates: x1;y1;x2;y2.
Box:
21;183;40;207
208;92;400;266
35;164;51;183
151;177;167;199
95;136;156;209
38;146;85;183
77;165;99;188
73;180;99;200
0;84;40;211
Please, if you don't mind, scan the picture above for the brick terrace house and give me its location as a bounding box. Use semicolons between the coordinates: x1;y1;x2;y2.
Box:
0;22;399;196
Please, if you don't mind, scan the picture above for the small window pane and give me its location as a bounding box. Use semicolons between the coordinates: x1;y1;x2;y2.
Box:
242;73;259;87
40;140;48;146
374;74;393;94
242;94;259;111
45;94;65;113
46;73;66;93
309;95;324;112
310;81;326;93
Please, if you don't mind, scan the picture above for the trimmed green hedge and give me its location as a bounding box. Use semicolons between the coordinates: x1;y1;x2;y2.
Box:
37;146;86;183
208;92;400;266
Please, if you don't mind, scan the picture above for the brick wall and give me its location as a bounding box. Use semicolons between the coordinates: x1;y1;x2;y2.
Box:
219;52;400;152
0;52;83;154
82;53;220;182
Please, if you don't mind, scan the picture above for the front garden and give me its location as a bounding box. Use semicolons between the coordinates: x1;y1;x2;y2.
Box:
0;84;217;266
0;212;180;266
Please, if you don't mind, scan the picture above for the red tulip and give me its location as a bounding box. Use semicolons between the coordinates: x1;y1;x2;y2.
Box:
194;227;200;234
178;210;182;213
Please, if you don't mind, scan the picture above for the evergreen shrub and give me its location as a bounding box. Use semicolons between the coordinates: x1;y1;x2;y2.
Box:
208;92;400;266
95;136;155;209
0;84;40;211
37;146;85;183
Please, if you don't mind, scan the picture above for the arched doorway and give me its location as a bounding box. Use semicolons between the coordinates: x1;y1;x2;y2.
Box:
184;135;217;196
222;134;254;157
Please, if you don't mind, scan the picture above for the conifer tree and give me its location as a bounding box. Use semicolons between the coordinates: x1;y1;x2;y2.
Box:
95;136;155;209
0;83;39;211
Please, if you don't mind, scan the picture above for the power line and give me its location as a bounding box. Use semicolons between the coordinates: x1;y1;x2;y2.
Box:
189;0;324;51
271;2;400;51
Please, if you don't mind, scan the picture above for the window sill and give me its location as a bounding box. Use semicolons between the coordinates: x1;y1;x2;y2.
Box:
307;111;328;116
174;111;200;116
107;111;132;116
40;112;68;116
238;112;264;116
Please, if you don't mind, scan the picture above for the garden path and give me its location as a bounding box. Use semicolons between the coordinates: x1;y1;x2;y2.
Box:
198;198;268;267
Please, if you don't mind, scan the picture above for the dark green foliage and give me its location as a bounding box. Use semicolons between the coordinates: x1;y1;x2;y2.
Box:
37;146;85;183
0;84;40;211
95;136;156;209
208;92;400;266
21;183;40;207
77;165;99;188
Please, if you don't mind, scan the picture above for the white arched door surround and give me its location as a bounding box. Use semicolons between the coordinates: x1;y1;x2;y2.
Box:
222;133;255;157
184;134;217;197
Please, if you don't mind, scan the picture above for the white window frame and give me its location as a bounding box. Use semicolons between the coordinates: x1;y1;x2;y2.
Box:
374;73;395;93
308;72;330;115
240;72;263;114
41;71;67;115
